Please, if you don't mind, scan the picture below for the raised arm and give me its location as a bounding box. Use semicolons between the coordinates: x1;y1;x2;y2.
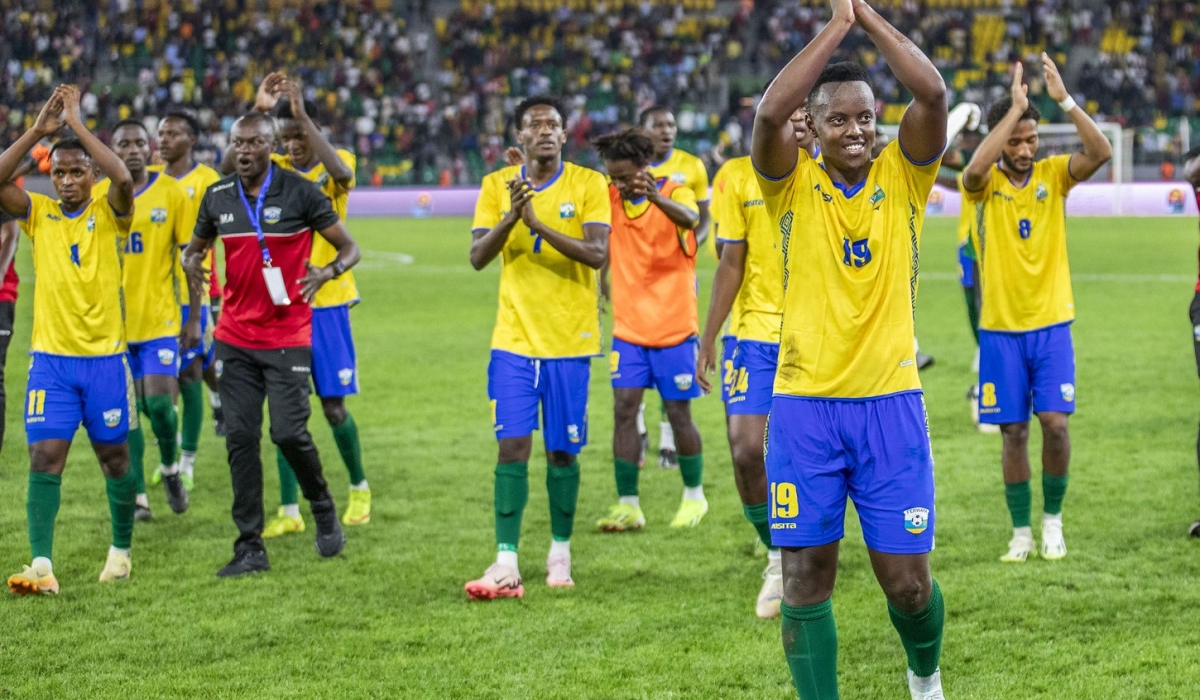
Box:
1042;53;1111;181
60;85;134;215
752;0;855;179
0;94;66;217
963;63;1028;192
283;81;354;188
220;72;288;175
299;220;362;302
633;171;698;229
855;2;947;163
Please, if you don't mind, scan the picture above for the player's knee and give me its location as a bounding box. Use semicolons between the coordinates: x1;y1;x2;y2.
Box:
882;574;931;613
322;400;348;426
612;393;641;421
546;450;574;468
271;430;314;453
729;437;764;471
1038;413;1069;442
1000;421;1030;445
497;436;532;464
663;401;692;426
29;445;66;476
96;448;129;480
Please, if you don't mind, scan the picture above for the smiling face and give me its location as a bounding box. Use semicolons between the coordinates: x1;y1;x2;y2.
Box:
807;81;876;175
517;105;567;161
49;148;97;209
156;116;196;165
1000;119;1039;176
642;110;676;160
112;124;151;180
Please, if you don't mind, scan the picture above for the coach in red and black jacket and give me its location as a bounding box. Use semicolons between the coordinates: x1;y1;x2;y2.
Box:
1185;146;1200;539
182;112;361;578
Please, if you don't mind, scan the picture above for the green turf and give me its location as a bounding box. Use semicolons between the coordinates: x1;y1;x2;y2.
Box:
1;215;1199;699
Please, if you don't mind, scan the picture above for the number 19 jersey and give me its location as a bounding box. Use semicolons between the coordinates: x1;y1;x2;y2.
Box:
964;154;1077;332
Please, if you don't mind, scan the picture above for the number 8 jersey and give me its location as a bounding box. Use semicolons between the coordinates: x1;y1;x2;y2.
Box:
964;154;1078;332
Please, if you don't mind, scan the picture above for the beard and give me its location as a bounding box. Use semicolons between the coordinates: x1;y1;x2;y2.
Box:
1001;150;1032;175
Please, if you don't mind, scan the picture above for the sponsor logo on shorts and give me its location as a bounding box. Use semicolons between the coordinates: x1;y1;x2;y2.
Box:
904;507;929;535
214;360;223;378
150;207;167;223
673;373;693;391
567;424;581;444
158;348;176;365
771;522;796;530
291;365;311;373
559;202;576;219
263;207;282;225
1060;383;1075;402
338;368;354;386
103;408;123;428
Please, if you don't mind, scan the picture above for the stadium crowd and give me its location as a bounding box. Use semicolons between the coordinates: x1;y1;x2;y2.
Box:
0;0;1196;183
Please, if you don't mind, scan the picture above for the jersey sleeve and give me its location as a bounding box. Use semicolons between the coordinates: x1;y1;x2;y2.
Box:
579;169;612;229
960;166;992;204
892;140;940;201
712;163;746;244
687;156;710;203
754;151;803;225
303;180;341;232
18;193;46;237
1045;154;1077;195
194;189;219;240
172;186;192;246
471;174;503;232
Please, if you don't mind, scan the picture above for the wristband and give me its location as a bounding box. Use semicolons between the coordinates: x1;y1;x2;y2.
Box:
1058;96;1077;113
331;259;346;278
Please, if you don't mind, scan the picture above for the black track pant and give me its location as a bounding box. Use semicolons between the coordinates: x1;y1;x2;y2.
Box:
0;301;13;455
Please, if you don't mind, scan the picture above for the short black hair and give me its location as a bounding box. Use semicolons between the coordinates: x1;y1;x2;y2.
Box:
49;138;91;160
592;128;655;167
513;96;567;130
986;98;1040;132
234;111;276;130
638;105;672;128
161;109;202;138
809;62;870;104
112;118;149;138
275;97;310;121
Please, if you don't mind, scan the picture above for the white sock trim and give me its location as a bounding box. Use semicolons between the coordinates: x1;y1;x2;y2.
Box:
496;550;519;571
549;540;570;557
682;485;705;502
136;493;150;508
109;546;130;558
282;504;301;519
31;556;52;572
1013;525;1033;539
349;480;369;491
618;495;640;507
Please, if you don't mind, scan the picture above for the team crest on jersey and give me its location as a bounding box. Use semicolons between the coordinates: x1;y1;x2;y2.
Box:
1036;183;1049;201
214;360;223;378
86;214;95;232
186;187;196;198
904;507;929;535
263;207;282;225
317;173;330;186
670;172;686;184
567;424;581;444
158;348;176;365
559;202;575;219
338;368;354;386
870;184;886;206
673;373;694;391
150;207;167;223
1060;383;1075;402
103;408;123;428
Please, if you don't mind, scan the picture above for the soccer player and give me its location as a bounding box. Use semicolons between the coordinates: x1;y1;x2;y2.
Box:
156;110;226;486
1185;146;1200;538
695;106;816;619
182;111;360;577
640;106;711;469
98;119;200;519
3;86;142;594
752;1;949;696
241;75;372;534
963;56;1112;563
465;96;609;599
0;211;18;455
594;128;706;533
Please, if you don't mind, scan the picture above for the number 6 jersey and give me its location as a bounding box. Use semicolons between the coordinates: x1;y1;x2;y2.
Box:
964;154;1077;333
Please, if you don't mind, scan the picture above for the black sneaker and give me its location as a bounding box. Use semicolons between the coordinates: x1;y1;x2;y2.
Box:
310;497;345;558
162;472;189;514
1188;520;1200;538
135;504;153;522
217;549;270;578
213;407;227;437
916;351;935;371
637;432;649;468
658;448;679;470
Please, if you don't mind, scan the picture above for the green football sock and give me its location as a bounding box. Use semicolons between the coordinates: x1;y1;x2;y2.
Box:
105;469;136;550
143;394;178;466
888;580;945;678
495;461;528;551
678;452;703;489
27;472;62;560
179;380;204;453
743;502;773;549
276;446;299;506
128;423;146;495
1042;473;1069;516
614;458;639;497
1005;480;1032;529
547;459;581;541
331;412;366;486
781;599;840;700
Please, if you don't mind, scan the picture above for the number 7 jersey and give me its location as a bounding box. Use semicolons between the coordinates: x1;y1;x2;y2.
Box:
964;154;1077;332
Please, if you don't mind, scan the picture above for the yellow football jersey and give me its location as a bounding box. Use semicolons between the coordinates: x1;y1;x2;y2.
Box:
710;160;742;338
272;149;359;308
757;141;939;399
20;193;131;356
472;162;611;358
160;162;222;300
712;156;783;344
955;173;973;246
964;155;1077;332
650;148;713;259
94;172;191;343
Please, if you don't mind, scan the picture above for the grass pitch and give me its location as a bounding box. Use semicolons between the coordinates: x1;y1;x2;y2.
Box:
0;215;1198;699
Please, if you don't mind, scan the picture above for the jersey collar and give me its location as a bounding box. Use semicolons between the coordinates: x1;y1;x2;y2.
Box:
819;163;867;198
520;162;564;192
60;199;91;219
649;148;673;168
133;170;159;198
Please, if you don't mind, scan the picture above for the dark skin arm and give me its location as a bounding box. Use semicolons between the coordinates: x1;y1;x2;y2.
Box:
752;0;855;179
470;177;609;270
855;2;947;164
963;63;1027;192
0;219;18;276
694;201;710;246
283;81;354;188
59;85;134;215
298;221;361;302
696;241;746;393
182;235;215;304
629;170;699;229
1042;53;1111;181
470;177;535;270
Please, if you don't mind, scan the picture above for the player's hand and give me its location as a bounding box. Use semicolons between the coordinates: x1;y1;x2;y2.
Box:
298;262;333;303
32;93;65;138
1010;62;1029;114
1041;52;1069;103
505;177;535;225
283;80;309;122
57;85;83;128
696;338;717;394
630;169;660;201
254;72;287;112
504;147;525;167
830;0;855;20
179;317;202;352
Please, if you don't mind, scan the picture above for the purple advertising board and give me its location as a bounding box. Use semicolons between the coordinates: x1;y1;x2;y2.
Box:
349;183;1200;219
